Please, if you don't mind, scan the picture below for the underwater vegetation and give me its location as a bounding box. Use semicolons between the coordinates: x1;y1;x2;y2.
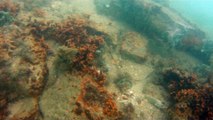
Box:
0;0;20;16
0;11;14;26
0;29;49;120
0;1;121;118
0;0;213;120
0;0;20;26
31;16;127;120
0;92;8;120
163;68;213;120
54;46;77;75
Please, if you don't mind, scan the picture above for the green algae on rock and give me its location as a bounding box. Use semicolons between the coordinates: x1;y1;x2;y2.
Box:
0;11;14;26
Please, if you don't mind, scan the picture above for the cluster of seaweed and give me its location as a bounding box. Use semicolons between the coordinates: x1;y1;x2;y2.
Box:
0;0;20;16
0;92;8;120
0;31;49;120
0;0;20;26
0;0;123;116
163;68;213;120
27;17;105;73
0;1;50;118
0;32;19;119
75;74;120;119
26;16;122;119
177;31;212;64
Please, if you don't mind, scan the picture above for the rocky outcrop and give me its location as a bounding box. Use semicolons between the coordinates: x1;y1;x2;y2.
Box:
94;0;211;64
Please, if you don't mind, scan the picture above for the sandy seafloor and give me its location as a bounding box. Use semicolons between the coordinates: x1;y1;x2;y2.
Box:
1;0;210;120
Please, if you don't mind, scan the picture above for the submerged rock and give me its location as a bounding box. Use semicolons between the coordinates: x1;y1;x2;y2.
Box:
145;95;168;110
120;32;147;64
114;73;133;92
94;0;211;64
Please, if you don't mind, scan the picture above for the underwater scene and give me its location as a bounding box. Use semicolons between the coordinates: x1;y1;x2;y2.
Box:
0;0;213;120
